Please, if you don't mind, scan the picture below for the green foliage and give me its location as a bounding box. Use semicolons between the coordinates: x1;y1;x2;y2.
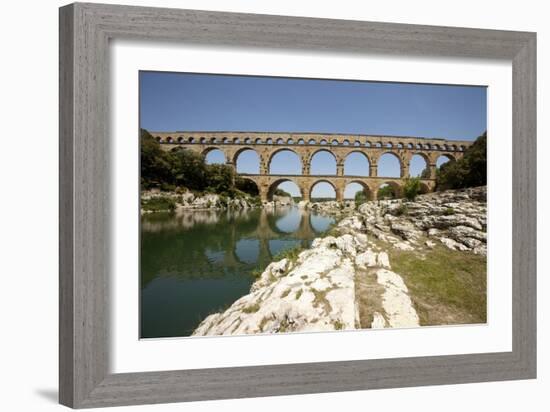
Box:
141;196;177;212
236;177;260;196
377;185;396;200
395;203;408;216
273;188;291;197
354;189;369;206
140;129;174;189
402;177;421;201
444;207;455;215
436;132;487;190
420;166;432;179
140;128;261;198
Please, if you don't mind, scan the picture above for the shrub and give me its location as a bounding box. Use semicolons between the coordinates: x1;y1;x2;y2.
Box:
395;203;409;216
402;177;421;201
354;189;369;206
444;207;455;215
141;196;176;212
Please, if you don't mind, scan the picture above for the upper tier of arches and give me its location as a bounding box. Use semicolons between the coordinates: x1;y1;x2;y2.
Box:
152;132;471;153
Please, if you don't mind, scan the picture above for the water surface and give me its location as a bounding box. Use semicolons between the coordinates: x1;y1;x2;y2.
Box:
140;207;335;338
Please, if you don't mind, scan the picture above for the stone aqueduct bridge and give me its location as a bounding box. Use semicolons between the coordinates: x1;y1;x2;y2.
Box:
151;131;472;202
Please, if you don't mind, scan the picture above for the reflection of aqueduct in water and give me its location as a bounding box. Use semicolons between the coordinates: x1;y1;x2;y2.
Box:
142;208;332;272
152;131;472;201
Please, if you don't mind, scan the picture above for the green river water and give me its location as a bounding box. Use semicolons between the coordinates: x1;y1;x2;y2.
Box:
140;207;335;338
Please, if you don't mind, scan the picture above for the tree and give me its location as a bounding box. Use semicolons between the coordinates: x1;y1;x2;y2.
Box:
436;132;487;190
140;129;174;189
235;177;259;196
402;177;421;201
354;189;369;206
170;147;208;190
273;188;291;197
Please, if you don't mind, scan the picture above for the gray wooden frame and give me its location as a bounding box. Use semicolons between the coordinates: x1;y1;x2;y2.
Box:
59;2;536;408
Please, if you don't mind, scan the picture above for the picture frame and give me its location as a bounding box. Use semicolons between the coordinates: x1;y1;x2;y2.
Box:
59;2;536;408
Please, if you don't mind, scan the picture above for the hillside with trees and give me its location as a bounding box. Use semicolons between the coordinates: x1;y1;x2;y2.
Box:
140;128;258;198
436;132;487;191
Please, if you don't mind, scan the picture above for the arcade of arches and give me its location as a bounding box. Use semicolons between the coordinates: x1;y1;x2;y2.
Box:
154;131;470;202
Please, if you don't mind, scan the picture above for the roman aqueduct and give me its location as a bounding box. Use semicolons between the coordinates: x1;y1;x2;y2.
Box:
151;131;472;202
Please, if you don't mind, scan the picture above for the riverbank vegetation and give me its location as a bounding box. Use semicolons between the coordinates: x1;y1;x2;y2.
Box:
436;131;487;190
141;128;260;199
388;243;487;325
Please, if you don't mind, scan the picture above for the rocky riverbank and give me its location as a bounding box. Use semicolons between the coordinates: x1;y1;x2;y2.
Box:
141;189;260;213
192;186;487;336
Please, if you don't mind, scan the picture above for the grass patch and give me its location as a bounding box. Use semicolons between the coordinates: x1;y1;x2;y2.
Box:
444;207;455;215
311;289;332;314
242;302;261;314
141;196;176;212
389;245;486;326
295;289;303;300
333;319;344;330
354;268;386;328
273;245;304;265
281;289;291;298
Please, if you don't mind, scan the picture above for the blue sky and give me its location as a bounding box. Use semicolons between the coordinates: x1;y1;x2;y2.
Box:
140;72;486;198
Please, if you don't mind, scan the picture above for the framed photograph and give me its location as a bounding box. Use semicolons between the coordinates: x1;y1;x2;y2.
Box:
59;2;536;408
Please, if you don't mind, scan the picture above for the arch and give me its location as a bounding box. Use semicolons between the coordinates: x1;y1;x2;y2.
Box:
320;139;328;145
374;142;382;148
266;138;273;144
308;139;316;145
310;180;337;201
276;138;285;145
310;149;337;175
287;138;295;144
365;141;372;147
396;142;404;149
176;136;184;143
255;138;263;144
235;176;260;196
344;181;372;201
331;139;339;146
297;139;305;145
234;148;260;174
222;137;230;144
344;151;370;176
377;181;402;199
210;137;218;144
204;148;226;164
267;179;302;201
244;137;252;144
353;140;361;147
200;137;207;144
432;143;440;150
343;139;350;146
385;142;393;149
166;136;174;143
233;137;241;144
409;153;430;178
268;149;302;175
377;152;402;178
406;143;413;149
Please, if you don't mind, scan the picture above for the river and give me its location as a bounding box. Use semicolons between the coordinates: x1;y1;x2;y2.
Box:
140;207;336;338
